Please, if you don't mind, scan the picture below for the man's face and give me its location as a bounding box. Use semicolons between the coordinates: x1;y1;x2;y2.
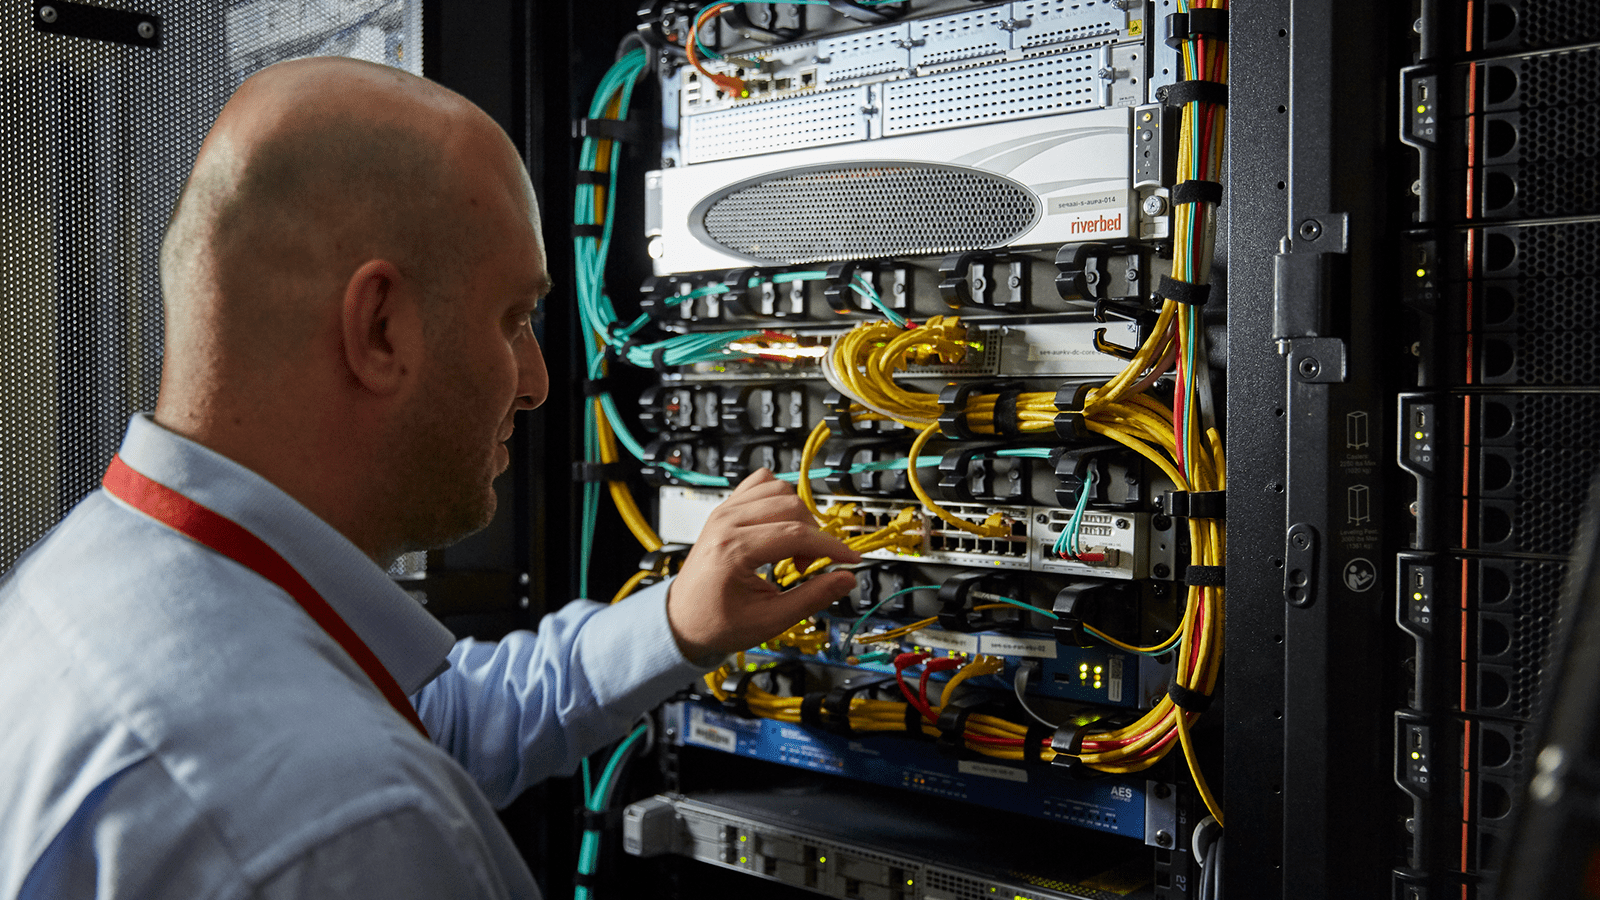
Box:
396;153;549;551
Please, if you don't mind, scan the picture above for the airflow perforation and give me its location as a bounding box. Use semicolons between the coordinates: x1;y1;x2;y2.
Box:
909;8;1010;67
1012;0;1123;50
683;88;870;164
883;50;1100;135
697;165;1038;264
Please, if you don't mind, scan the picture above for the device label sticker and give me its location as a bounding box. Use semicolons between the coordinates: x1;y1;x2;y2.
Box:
1108;657;1124;703
979;635;1058;658
686;706;738;752
914;629;981;655
957;760;1028;783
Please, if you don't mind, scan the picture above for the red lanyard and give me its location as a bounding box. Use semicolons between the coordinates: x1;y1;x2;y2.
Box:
102;454;430;739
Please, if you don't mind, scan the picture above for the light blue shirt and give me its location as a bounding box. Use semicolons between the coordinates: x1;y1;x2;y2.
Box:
0;414;707;899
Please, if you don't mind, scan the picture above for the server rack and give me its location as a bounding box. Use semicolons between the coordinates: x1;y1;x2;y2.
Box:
5;1;1597;897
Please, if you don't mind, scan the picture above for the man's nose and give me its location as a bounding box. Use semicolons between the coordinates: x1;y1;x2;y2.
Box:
516;332;548;411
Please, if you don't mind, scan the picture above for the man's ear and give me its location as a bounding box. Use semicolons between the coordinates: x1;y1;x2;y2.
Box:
341;258;423;395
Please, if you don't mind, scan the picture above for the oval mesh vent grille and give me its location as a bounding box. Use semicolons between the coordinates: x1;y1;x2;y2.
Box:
698;164;1039;264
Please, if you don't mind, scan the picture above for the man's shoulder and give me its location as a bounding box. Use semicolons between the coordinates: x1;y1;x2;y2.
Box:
0;490;486;884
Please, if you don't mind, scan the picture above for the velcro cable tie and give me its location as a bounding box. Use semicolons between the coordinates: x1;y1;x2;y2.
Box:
935;703;979;756
1168;681;1214;713
1172;179;1224;206
1162;489;1226;518
723;670;763;718
573;223;605;239
1184;565;1227;587
582;379;608;398
571;462;621;483
905;703;926;737
651;347;672;372
1154;274;1212;307
572;871;602;889
993;389;1022;438
799;692;827;728
1049;722;1091;770
578;117;637;144
1188;7;1229;41
577;807;620;832
1161;80;1228;108
574;169;611;186
1024;722;1053;766
1164;9;1229;48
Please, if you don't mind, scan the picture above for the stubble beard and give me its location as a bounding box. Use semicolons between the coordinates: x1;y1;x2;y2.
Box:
389;368;501;555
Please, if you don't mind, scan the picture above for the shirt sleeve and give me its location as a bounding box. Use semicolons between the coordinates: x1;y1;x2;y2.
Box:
409;580;716;808
253;805;509;900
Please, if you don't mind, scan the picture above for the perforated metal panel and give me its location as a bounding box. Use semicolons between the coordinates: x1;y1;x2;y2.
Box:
882;49;1101;135
0;0;421;573
694;163;1039;263
1011;0;1125;51
682;87;869;164
908;6;1010;68
820;23;910;83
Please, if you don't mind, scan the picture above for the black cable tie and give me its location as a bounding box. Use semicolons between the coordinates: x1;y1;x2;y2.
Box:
1161;489;1227;518
1024;722;1053;766
573;223;605;239
577;807;621;832
1189;8;1229;41
722;670;762;719
935;703;980;757
905;702;926;737
582;378;609;398
1171;179;1224;206
821;674;896;736
1154;274;1212;307
1184;565;1227;587
993;389;1022;438
572;870;602;889
1049;722;1091;771
1165;9;1228;48
651;346;672;372
574;169;611;186
799;692;828;729
1160;80;1228;108
571;461;622;483
1168;681;1214;713
578;117;638;144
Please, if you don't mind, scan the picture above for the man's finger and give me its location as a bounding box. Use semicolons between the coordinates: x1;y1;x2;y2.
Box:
724;521;862;569
765;570;858;623
726;467;777;498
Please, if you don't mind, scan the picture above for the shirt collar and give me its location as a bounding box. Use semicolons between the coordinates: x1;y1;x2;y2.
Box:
113;414;456;694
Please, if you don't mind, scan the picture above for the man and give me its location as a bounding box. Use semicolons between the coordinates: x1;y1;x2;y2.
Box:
0;57;859;898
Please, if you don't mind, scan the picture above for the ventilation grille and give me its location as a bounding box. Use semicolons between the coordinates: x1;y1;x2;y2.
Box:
1521;0;1600;50
821;24;910;83
1012;0;1124;50
0;0;421;574
697;165;1038;264
1476;392;1600;447
683;88;869;164
1477;331;1600;385
882;49;1101;136
1481;0;1600;55
908;7;1010;68
1479;276;1600;332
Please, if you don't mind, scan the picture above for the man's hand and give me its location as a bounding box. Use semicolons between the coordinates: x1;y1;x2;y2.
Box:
665;469;862;661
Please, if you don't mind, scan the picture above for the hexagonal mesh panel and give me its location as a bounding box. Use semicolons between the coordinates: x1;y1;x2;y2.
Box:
698;164;1039;264
0;0;421;573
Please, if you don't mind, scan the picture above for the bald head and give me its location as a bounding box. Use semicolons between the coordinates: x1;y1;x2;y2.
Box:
159;57;539;381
